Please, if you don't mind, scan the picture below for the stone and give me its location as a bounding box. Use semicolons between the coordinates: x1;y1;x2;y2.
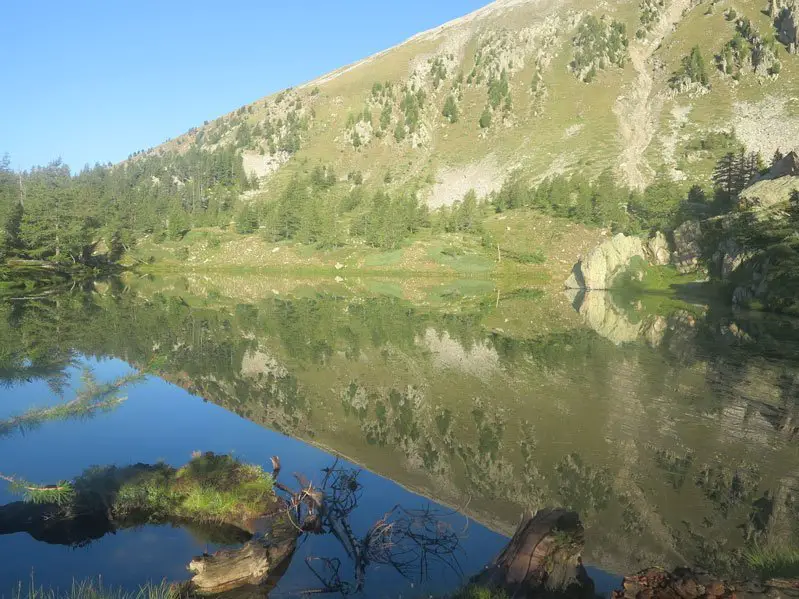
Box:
775;3;799;51
645;231;671;266
671;221;703;274
564;233;646;290
712;236;747;281
334;262;344;270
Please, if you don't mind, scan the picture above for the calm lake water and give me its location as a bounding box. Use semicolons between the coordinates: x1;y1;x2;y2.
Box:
1;274;798;597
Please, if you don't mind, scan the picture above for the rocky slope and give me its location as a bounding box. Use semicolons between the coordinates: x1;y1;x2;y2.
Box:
136;0;799;206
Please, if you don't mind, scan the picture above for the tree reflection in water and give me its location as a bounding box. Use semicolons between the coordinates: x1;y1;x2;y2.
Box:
278;460;464;595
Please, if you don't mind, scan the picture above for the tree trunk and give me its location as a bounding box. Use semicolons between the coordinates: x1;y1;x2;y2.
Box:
472;508;594;599
187;536;296;595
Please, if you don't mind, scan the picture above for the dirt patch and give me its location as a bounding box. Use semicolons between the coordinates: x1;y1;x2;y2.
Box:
427;156;505;208
660;103;692;180
614;0;693;190
733;96;799;157
242;150;291;179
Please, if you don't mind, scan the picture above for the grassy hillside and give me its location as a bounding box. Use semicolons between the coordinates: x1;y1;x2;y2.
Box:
140;0;799;200
5;0;795;277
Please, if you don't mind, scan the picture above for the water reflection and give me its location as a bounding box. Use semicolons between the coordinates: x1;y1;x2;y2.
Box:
0;275;798;587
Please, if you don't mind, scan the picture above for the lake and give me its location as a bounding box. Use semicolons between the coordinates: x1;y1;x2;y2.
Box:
1;273;798;597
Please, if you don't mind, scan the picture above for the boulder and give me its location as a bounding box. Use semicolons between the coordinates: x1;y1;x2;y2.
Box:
565;233;646;290
713;237;747;281
739;176;799;212
774;2;799;52
645;231;671;266
671;221;703;273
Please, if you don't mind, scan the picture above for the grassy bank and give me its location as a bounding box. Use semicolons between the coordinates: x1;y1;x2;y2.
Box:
124;209;605;289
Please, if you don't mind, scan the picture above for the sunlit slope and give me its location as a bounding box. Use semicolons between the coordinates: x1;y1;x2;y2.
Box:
139;0;799;201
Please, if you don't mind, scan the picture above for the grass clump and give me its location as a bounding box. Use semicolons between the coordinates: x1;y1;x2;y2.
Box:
112;453;275;525
11;579;178;599
746;546;799;579
450;586;507;599
2;454;276;529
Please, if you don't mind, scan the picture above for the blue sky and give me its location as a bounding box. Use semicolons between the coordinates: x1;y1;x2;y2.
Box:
1;0;489;172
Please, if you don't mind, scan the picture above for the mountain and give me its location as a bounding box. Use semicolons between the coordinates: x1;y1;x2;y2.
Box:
3;0;799;287
141;0;799;200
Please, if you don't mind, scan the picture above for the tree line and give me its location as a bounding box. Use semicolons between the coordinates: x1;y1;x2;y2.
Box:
489;147;774;234
0;146;254;265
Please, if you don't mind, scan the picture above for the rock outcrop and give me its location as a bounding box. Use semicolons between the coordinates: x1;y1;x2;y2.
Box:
773;0;799;53
645;231;671;266
739;151;799;211
565;233;647;290
671;221;703;273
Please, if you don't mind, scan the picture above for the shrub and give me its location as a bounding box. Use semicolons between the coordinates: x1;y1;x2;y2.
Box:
479;107;492;129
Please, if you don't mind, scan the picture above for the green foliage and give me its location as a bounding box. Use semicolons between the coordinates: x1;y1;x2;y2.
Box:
11;579;179;599
571;15;629;82
449;586;508;599
638;0;665;35
718;18;780;78
487;70;510;110
670;45;710;89
479;107;492;129
1;475;75;505
445;190;483;233
711;149;763;210
0;369;142;440
442;95;459;124
352;191;429;249
394;121;407;142
746;546;799;579
0;144;253;264
380;103;392;132
112;454;275;524
494;170;637;231
429;56;449;89
347;170;364;186
235;203;259;234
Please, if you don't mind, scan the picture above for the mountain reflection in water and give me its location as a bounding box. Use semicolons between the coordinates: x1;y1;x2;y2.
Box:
0;274;797;593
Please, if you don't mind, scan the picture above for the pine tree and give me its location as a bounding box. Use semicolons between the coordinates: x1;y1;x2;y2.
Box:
479;107;492;129
442;95;459;124
772;149;784;168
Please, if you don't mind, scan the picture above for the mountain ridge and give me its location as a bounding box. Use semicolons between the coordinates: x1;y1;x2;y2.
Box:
136;0;799;206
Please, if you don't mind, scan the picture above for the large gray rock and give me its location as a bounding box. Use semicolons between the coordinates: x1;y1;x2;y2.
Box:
565;233;646;290
774;1;799;52
645;231;671;266
736;151;799;212
712;235;749;281
671;221;703;273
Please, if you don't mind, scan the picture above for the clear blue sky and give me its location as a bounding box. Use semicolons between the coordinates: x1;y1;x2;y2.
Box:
1;0;490;172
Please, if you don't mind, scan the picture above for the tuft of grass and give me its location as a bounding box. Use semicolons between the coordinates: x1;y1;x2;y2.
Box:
12;579;179;599
746;546;799;580
113;453;275;525
449;585;508;599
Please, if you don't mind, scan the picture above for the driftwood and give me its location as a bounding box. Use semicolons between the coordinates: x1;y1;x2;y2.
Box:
188;535;296;595
473;508;594;599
